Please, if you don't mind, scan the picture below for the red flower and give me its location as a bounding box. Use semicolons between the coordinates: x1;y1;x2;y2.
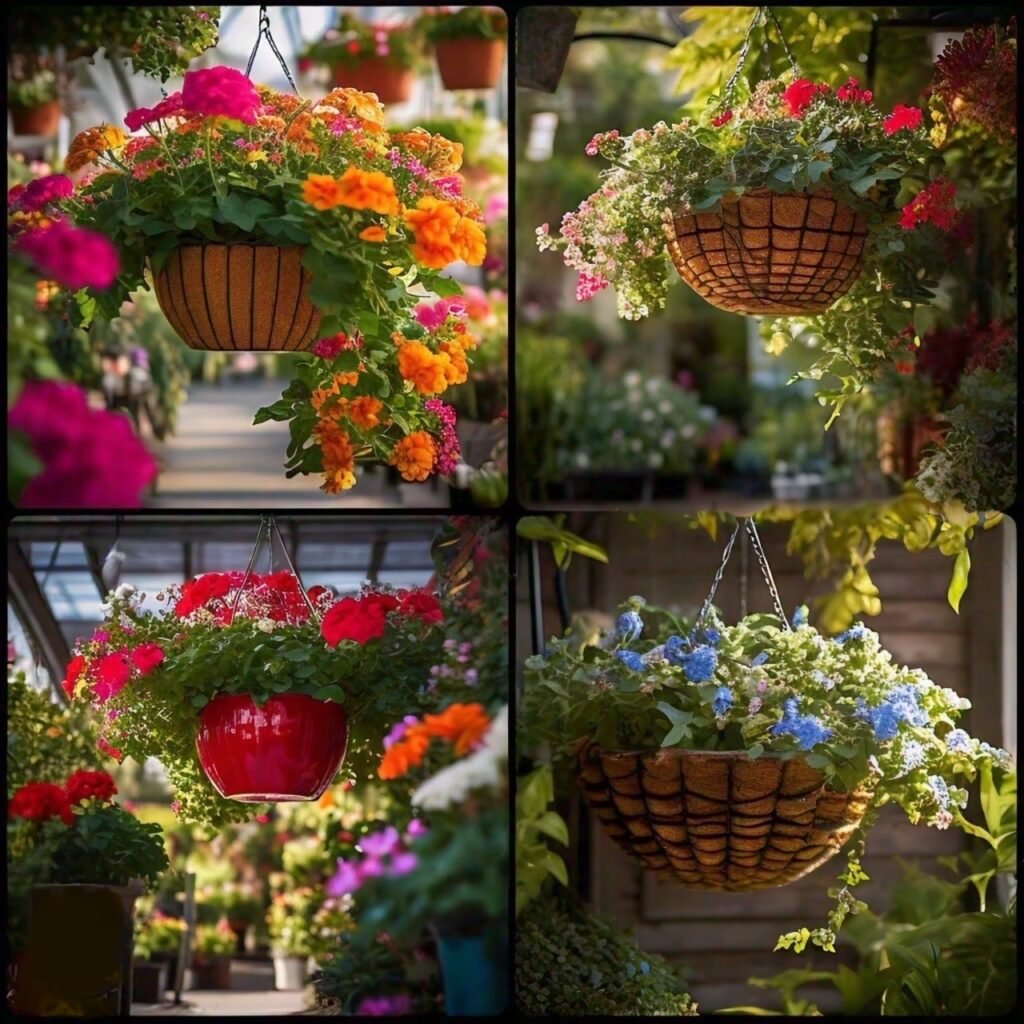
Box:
94;651;133;702
782;78;819;118
899;178;958;231
397;588;444;625
97;737;124;761
9;781;75;825
321;593;400;647
175;572;242;616
836;77;873;103
63;654;87;700
883;104;924;135
264;571;300;593
65;770;118;805
131;642;165;676
711;109;733;128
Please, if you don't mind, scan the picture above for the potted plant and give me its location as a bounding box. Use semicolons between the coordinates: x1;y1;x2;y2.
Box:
418;7;508;91
305;14;423;104
132;910;186;1002
267;885;316;990
7;770;169;1015
536;72;941;318
189;921;235;990
63;574;444;826
7;57;61;136
521;578;1013;953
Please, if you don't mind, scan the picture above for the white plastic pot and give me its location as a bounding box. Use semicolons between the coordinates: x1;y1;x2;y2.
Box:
272;954;306;991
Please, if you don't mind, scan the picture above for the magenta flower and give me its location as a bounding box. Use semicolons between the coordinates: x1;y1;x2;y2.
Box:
383;714;419;750
15;174;74;213
356;994;413;1016
325;858;364;896
9;381;157;508
405;818;428;839
181;66;260;124
16;221;120;291
388;851;419;876
360;826;401;858
425;399;460;474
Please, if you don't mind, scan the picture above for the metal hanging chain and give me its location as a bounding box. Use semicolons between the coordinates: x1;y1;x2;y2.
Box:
695;519;742;629
763;6;800;75
268;515;320;623
740;525;749;620
722;6;801;106
744;518;792;629
245;5;299;94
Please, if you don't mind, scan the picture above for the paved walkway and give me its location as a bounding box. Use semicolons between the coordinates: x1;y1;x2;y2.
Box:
144;378;448;509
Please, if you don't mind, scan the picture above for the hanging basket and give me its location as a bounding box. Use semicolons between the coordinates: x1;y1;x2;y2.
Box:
331;58;415;104
576;741;869;892
9;99;61;136
665;189;869;315
151;243;322;352
195;693;348;802
435;38;506;90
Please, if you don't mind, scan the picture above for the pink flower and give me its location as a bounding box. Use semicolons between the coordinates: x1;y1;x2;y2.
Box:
312;332;350;359
124;92;184;131
170;800;181;815
575;270;608;302
16;221;120;291
884;104;924;135
8;381;158;508
484;193;508;224
131;642;165;675
405;818;428;839
7;182;27;209
711;110;733;127
181;66;260;124
93;651;132;702
92;629;110;644
254;813;271;825
425;399;460;475
383;715;420;750
359;826;401;858
389;851;418;876
782;78;819;118
414;297;466;331
325;858;364;896
15;174;74;213
433;175;462;199
297;56;314;73
356;994;413;1016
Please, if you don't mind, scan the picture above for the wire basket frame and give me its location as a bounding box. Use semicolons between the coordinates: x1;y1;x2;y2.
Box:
666;189;869;315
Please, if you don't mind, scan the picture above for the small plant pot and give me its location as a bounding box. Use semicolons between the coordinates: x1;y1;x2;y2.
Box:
272;954;307;991
151;243;322;352
435;38;506;90
331;58;414;104
666;189;868;315
131;960;168;1003
576;741;870;892
189;955;232;990
10;99;62;135
195;693;348;802
435;925;508;1015
515;7;579;92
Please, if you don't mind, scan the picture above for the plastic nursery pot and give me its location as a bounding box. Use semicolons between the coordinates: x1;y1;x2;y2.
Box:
272;954;307;991
434;925;508;1016
576;741;870;893
150;243;323;352
195;693;348;802
435;38;506;90
131;960;169;1003
14;883;143;1016
9;99;62;135
666;188;869;315
330;58;415;104
188;955;232;991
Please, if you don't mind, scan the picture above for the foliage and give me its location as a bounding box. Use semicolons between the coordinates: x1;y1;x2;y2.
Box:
516;514;609;570
61;73;484;492
134;911;186;960
417;6;507;43
268;884;351;958
194;921;236;957
515;765;568;915
7;66;58;108
6;673;104;797
304;13;424;70
65;576;444;825
7;6;220;82
516;888;698;1016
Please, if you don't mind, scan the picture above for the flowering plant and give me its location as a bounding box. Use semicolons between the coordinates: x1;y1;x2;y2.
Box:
62;574;444;825
267;884;351;958
194;920;236;957
304;13;424;71
522;597;1012;951
134;910;187;960
537;73;944;321
7;64;59;108
416;7;508;43
58;67;486;491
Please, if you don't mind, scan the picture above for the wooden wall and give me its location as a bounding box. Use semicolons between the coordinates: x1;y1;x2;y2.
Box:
515;514;1014;1012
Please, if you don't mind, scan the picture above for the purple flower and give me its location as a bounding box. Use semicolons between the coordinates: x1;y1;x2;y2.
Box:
389;851;419;876
406;818;429;839
356;993;413;1016
325;858;364;896
465;668;479;685
383;715;419;750
92;629;110;644
360;826;401;858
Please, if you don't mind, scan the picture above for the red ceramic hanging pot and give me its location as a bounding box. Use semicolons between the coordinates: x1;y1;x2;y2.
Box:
195;694;348;802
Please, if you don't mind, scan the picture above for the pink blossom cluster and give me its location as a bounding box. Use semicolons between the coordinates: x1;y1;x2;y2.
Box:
575;269;609;302
356;994;414;1016
16;220;120;291
585;129;619;156
324;823;426;897
312;331;361;359
176;66;261;125
124;91;185;132
432;175;463;200
425;399;461;475
413;297;467;331
9;381;158;508
386;147;430;179
9;174;74;213
330;113;362;136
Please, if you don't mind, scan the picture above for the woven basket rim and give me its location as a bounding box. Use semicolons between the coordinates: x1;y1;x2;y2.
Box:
153;241;306;251
580;743;805;763
674;184;856;218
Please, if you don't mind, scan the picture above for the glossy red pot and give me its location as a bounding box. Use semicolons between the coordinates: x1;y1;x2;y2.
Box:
195;694;348;802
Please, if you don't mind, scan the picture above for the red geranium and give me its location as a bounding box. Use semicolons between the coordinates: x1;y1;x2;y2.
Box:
397;588;444;625
97;737;124;761
782;78;818;118
131;642;166;675
321;593;400;647
9;781;75;825
64;654;87;699
899;178;957;231
711;109;733;128
65;769;118;805
836;77;873;103
175;572;244;617
883;104;924;135
93;651;133;702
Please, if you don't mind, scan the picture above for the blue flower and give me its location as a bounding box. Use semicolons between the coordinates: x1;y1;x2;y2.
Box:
616;650;645;672
858;684;929;741
712;686;733;716
616;610;644;644
834;624;868;645
751;651;769;667
979;742;1013;769
944;728;972;754
791;605;809;628
900;739;926;773
927;774;950;810
681;645;718;683
770;697;832;750
812;669;834;691
664;635;687;666
701;628;722;647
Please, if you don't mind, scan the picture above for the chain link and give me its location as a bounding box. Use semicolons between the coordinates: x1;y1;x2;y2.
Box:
744;518;791;627
245;5;299;94
695;520;742;629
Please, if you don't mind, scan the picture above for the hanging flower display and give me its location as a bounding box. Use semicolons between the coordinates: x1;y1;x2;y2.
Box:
59;68;486;492
537;73;942;319
62;573;445;826
416;7;508;91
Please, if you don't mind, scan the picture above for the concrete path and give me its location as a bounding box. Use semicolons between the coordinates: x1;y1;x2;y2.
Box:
144;378;448;509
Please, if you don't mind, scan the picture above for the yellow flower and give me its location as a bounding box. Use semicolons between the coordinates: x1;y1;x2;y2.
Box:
246;150;268;164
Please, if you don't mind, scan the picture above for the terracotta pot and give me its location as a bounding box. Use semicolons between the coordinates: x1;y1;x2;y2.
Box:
576;741;870;892
189;955;231;990
196;694;348;802
330;58;414;104
435;38;506;90
666;189;868;315
151;243;322;352
10;99;61;136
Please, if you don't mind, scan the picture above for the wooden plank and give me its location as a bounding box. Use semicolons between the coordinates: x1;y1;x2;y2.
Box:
881;631;965;667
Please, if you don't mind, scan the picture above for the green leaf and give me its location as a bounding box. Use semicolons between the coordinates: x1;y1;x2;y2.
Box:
946;548;970;614
313;684;347;703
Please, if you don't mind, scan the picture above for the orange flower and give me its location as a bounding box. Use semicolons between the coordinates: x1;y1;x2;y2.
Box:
316;423;357;494
257;115;287;133
451;216;487;266
359;225;388;243
421;703;491;755
335;371;360;388
392;130;463;173
439;340;469;386
302;173;344;211
286;111;314;141
404;196;461;269
336;167;400;217
320;88;386;132
390;432;437;483
347;395;383;430
65;124;127;173
397;341;449;395
378;729;431;780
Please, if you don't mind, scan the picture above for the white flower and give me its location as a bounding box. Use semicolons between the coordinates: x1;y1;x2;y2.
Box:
255;618;276;633
114;583;136;600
